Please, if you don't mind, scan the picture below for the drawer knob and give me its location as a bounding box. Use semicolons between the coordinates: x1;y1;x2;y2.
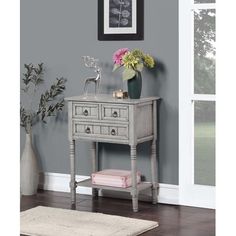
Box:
112;111;118;118
111;129;116;136
85;127;91;134
83;109;89;116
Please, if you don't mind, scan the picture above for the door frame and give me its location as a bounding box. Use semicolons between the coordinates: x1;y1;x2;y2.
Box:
179;0;215;209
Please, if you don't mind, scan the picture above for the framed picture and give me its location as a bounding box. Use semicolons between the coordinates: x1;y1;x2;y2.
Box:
98;0;144;41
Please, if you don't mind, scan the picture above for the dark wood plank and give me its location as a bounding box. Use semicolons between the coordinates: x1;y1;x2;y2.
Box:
20;190;215;236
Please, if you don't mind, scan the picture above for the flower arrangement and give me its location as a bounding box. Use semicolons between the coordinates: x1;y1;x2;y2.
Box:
112;48;155;81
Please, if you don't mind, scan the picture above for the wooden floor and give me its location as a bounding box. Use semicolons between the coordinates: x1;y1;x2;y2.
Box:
20;190;215;236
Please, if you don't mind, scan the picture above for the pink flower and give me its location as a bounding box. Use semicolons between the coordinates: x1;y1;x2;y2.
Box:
113;48;129;65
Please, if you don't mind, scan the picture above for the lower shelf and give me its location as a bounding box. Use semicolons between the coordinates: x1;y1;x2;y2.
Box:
77;178;152;193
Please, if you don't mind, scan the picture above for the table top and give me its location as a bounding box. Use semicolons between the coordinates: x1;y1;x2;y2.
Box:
65;94;161;104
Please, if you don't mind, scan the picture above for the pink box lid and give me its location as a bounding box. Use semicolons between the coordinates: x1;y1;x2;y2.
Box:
92;169;141;177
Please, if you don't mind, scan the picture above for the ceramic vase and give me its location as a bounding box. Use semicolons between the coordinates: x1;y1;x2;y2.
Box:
127;71;142;99
20;131;39;195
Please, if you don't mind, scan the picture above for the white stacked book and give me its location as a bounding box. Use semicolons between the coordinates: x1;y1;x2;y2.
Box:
91;169;141;188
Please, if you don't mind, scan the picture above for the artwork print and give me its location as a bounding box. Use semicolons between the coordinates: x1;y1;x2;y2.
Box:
98;0;144;41
109;0;132;28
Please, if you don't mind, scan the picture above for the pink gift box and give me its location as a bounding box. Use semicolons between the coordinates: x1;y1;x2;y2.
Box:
91;169;141;188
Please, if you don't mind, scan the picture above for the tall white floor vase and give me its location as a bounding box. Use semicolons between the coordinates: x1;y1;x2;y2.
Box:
20;132;39;195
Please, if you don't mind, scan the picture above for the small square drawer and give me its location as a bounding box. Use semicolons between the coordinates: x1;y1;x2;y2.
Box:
100;124;128;139
73;122;101;136
72;103;99;120
101;104;129;122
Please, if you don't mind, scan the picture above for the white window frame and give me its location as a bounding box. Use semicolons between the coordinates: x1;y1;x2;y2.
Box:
179;0;216;208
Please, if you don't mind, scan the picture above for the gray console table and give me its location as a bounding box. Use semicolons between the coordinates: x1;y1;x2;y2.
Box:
65;94;160;212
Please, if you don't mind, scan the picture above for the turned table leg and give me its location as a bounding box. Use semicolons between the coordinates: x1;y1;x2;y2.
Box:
130;145;138;212
151;140;158;204
91;142;98;198
69;140;76;205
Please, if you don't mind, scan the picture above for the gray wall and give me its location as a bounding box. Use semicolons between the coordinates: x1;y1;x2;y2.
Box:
21;0;179;185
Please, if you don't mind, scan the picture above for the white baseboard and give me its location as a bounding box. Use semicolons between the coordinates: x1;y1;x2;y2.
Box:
39;172;179;205
157;183;179;205
39;172;92;195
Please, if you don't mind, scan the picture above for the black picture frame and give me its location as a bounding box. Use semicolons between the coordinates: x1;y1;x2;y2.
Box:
98;0;144;41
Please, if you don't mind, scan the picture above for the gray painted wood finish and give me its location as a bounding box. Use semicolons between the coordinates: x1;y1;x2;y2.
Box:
66;94;160;212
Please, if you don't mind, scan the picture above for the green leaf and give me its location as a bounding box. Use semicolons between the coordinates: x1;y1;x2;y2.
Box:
113;64;121;72
136;63;144;72
122;68;136;81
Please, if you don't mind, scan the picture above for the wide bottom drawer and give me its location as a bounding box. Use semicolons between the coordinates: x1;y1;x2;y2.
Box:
73;121;129;139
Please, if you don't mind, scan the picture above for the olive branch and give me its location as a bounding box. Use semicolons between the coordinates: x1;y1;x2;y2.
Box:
20;63;67;133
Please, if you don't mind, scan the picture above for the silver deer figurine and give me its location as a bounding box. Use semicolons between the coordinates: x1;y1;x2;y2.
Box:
82;56;102;96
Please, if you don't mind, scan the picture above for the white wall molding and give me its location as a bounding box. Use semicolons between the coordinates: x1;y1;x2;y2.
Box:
39;172;179;205
157;183;179;205
39;172;92;195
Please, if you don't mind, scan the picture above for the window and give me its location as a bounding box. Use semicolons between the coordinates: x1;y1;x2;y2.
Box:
193;1;215;186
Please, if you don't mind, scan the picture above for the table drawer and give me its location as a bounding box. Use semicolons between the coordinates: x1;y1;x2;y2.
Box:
101;104;129;122
73;121;129;140
72;103;99;120
100;124;128;139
